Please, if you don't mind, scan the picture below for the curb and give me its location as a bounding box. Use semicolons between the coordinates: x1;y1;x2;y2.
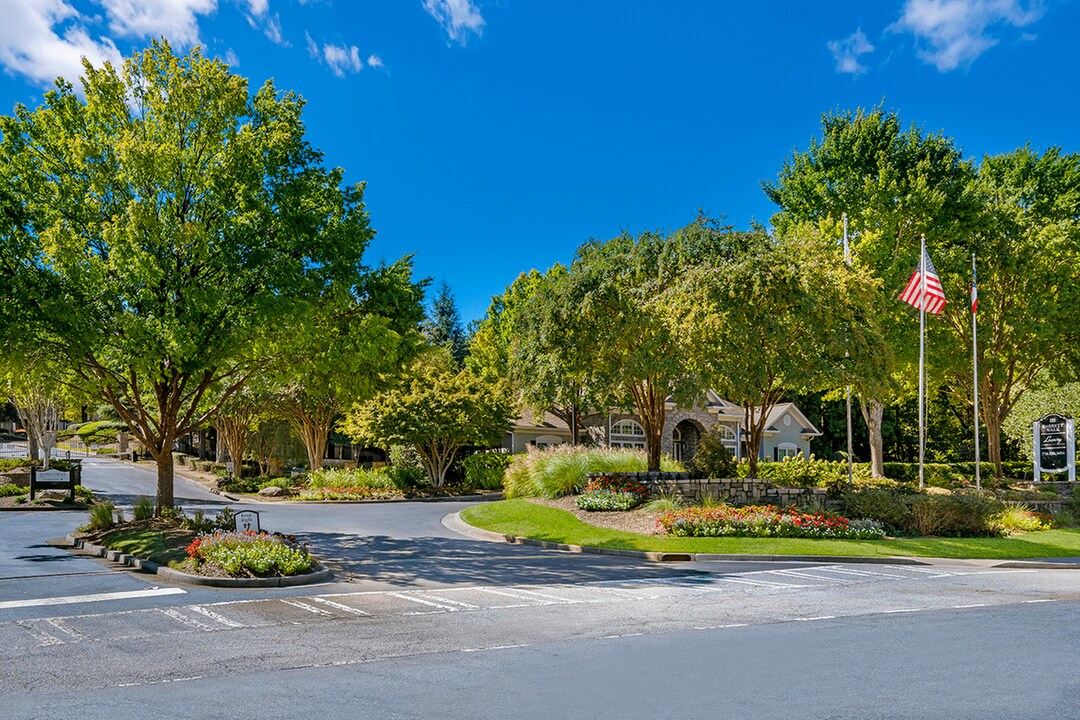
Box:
228;492;504;506
65;535;334;588
443;512;1080;569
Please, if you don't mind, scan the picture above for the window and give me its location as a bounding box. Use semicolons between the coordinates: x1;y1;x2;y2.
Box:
717;425;738;452
610;419;646;450
775;442;799;461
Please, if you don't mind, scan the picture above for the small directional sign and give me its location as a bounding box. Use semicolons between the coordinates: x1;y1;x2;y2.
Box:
234;510;261;533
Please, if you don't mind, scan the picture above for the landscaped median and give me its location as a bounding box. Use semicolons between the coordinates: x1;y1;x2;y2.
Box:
69;502;331;587
459;499;1080;561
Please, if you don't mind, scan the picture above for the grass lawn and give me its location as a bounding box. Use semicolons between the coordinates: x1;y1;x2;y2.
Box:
461;499;1080;560
97;526;193;567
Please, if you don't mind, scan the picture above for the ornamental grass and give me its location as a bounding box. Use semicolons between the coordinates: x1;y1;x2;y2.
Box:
504;445;682;499
657;504;886;540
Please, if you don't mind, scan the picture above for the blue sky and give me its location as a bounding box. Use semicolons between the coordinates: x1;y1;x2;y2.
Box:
1;1;1077;323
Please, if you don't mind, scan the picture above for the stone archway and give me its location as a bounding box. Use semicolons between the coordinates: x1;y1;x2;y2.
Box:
673;419;704;463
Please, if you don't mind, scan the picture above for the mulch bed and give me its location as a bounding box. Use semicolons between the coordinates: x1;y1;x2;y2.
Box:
528;496;664;536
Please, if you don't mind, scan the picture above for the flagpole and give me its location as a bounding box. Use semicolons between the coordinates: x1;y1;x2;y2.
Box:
843;213;853;486
973;253;980;490
919;235;926;490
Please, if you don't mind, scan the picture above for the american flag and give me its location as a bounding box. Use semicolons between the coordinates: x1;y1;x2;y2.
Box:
971;263;978;314
899;248;947;315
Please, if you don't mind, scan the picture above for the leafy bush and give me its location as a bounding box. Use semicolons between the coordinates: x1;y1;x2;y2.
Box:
575;473;648;512
307;467;398;492
0;458;34;472
657;504;886;540
74;485;94;504
504;446;682;498
389;444;425;471
133;496;155;521
989;503;1052;535
185;532;312;577
220;474;305;494
86;502;117;531
907;492;1004;537
841;488;911;532
73;420;126;446
690;430;736;478
462;451;513;490
385;465;426;489
0;483;25;497
740;454;870;488
298;486;398;501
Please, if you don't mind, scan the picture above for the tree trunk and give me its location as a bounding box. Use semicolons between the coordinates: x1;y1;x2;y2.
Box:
154;447;175;512
296;416;331;472
984;411;1004;479
744;407;762;478
859;398;886;478
215;427;226;463
27;432;39;464
629;379;666;472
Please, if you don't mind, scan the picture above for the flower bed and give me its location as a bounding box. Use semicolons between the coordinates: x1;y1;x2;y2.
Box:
657;504;886;540
576;473;648;512
184;531;313;577
297;486;400;501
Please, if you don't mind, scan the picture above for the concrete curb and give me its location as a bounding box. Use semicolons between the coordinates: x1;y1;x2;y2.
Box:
443;512;1080;569
233;492;504;506
65;535;334;587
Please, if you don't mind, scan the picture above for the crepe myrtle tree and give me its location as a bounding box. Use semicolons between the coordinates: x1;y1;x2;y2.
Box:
0;41;384;511
343;350;512;487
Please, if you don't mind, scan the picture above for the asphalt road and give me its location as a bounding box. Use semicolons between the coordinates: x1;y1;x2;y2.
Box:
3;458;1080;718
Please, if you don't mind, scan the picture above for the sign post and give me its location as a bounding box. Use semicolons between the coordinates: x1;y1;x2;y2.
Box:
1033;413;1075;483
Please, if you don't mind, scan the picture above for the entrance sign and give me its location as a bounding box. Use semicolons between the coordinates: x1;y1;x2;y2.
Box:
1033;414;1075;482
234;510;261;533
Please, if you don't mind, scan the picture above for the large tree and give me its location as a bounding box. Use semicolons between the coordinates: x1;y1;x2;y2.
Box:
764;106;977;476
343;350;512;486
0;42;380;509
276;260;426;471
678;227;885;476
933;147;1080;474
423;280;467;366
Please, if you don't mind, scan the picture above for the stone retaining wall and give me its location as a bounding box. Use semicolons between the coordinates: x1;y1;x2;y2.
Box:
588;471;828;508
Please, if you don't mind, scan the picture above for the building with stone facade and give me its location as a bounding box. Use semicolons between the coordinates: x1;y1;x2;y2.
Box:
503;390;821;464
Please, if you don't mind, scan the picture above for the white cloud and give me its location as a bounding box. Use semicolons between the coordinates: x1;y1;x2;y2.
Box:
322;43;362;77
0;0;123;87
827;28;875;75
99;0;217;46
240;0;288;46
423;0;484;44
892;0;1045;71
367;54;383;68
223;47;239;66
305;34;364;77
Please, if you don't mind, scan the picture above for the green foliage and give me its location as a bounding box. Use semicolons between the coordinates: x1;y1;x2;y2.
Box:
86;502;117;531
133;497;155;522
344;350;513;487
423;280;468;366
385;465;427;488
990;504;1052;534
306;467;397;492
659;505;886;539
841;489;911;532
576;489;644;512
220;474;305;494
389;444;425;471
462;451;514;490
689;429;737;479
842;487;1047;537
0;41;391;509
186;532;312;577
642;492;685;513
503;445;681;498
0;458;33;472
737;454;870;489
0;484;25;497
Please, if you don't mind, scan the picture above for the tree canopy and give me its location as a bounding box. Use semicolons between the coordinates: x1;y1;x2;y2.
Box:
0;41;393;508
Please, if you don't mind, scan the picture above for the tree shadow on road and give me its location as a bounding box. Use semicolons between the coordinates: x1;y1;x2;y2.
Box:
299;531;701;588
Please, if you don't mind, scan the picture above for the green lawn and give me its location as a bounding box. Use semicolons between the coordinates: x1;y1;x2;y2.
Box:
461;499;1080;560
99;527;192;566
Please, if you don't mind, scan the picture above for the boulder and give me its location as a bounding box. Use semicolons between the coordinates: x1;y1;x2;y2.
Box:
258;485;285;497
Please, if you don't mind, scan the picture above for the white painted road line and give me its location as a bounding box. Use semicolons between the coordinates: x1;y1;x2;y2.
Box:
309;597;371;616
279;599;334;616
0;587;186;610
188;605;246;628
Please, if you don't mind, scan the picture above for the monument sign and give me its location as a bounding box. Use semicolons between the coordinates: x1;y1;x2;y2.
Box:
1033;413;1076;482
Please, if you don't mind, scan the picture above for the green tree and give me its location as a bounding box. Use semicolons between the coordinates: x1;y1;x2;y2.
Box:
678;228;885;476
276;260;426;471
0;42;381;510
933;147;1080;474
423;280;467;366
764;105;977;476
343;351;512;486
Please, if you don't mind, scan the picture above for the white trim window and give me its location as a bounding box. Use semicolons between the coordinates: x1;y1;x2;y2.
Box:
717;425;738;454
775;442;799;461
610;419;646;450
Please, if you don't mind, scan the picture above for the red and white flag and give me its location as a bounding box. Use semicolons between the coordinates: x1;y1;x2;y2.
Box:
899;248;947;315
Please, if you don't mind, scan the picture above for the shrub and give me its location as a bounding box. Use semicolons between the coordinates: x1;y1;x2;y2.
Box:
86;502;117;531
0;458;34;472
462;451;513;490
74;485;94;504
133;496;155;521
690;431;736;478
0;483;25;497
389;444;425;471
185;532;311;576
220;474;305;494
307;467;398;492
841;488;910;532
576;473;648;512
989;503;1052;535
385;465;426;489
657;504;886;540
907;492;1003;537
740;454;869;488
504;445;681;498
298;486;399;501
